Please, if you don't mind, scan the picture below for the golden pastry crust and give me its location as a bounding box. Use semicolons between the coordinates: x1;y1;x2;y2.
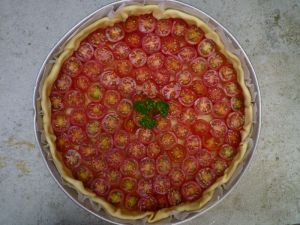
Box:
41;5;253;223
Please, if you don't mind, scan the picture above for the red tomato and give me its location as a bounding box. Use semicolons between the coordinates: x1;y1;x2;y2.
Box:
102;90;121;108
124;16;138;33
156;154;172;175
176;70;192;86
69;108;87;126
107;169;121;186
210;119;228;138
100;70;120;89
79;144;98;160
137;179;153;197
138;14;157;33
68;126;87;144
219;144;236;161
132;111;144;127
156;194;169;209
115;59;132;77
74;76;90;91
127;142;146;159
173;123;190;139
120;158;139;177
161;82;181;100
158;132;177;150
168;100;182;118
90;178;110;196
192;119;210;136
185;25;204;45
194;97;213;114
178;47;196;63
73;165;94;183
86;156;107;173
230;96;244;111
182;156;198;176
116;99;133;118
120;177;138;193
128;48;147;67
106;149;125;168
62;57;82;77
140;157;156;178
178;88;197;107
191;79;208;96
203;70;220;87
86;83;104;102
211;158;228;175
155;19;172;36
169;168;185;187
123;118;136;133
86;102;106;120
101;112;121;134
138;196;157;211
147;142;161;159
180;108;196;124
64;90;85;108
152;68;170;86
50;93;64;111
132;67;152;84
118;77;136;97
87;29;107;47
82;60;102;81
165;56;182;74
105;24;125;42
219;65;237;82
124;32;142;48
172;19;187;37
212;101;231;118
52;112;70;133
113;41;131;59
226;112;244;130
195;168;216;188
63;149;81;169
96;133;113;153
75;43;94;62
161;36;180;55
208;87;226;103
198;149;214;167
142;33;161;54
168;144;186;163
136;128;154;144
190;57;208;76
124;194;139;210
197;39;216;58
86;120;101;137
114;130;129;149
185;135;202;154
147;52;165;70
154;175;171;195
168;188;182;206
208;52;225;70
107;189;124;205
181;181;202;201
202;135;223;151
94;46;114;65
224;82;241;97
55;75;72;92
56;133;70;152
142;80;158;98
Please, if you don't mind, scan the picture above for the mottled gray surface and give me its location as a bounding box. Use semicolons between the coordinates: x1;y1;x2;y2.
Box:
0;0;299;225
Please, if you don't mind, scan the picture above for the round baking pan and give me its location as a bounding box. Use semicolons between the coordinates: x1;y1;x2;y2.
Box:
33;0;261;224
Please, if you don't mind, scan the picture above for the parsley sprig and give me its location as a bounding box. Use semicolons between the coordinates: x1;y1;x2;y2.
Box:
133;98;169;129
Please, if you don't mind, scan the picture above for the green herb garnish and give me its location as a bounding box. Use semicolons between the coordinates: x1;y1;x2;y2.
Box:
133;98;169;129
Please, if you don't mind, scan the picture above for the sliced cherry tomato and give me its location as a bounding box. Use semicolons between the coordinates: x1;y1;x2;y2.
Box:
211;158;228;175
74;165;94;183
118;77;136;97
124;32;142;48
161;36;180;55
75;75;90;91
116;99;133;118
128;48;147;67
147;52;164;70
63;149;81;169
212;101;231;118
55;75;72;92
154;175;171;195
86;102;106;120
191;79;208;96
168;100;182;118
138;196;157;211
103;90;121;108
82;60;102;81
150;68;170;86
219;65;237;82
190;57;208;76
62;57;82;77
115;59;132;77
101;112;121;134
156;194;169;209
52;112;70;133
106;149;125;168
172;19;187;37
120;158;139;177
140;157;156;178
198;149;214;167
165;56;182;74
194;97;213;114
156;154;172;175
185;135;201;154
124;194;139;210
86;83;104;102
226;112;244;130
168;188;182;206
180;108;197;124
124;16;138;33
161;82;181;100
64;90;85;108
210;119;228;138
219;144;236;161
132;111;144;127
127;142;146;159
75;43;94;62
155;19;172;36
113;41;131;59
178;88;197;107
178;46;197;63
86;120;101;137
224;82;241;97
106;24;125;42
192;119;210;136
173;123;190;139
137;179;153;197
70;108;87;126
208;87;226;103
203;70;220;87
138;14;157;33
79;144;98;160
158;132;177;150
132;66;152;84
107;169;121;186
168;144;186;163
91;178;110;196
142;80;158;98
94;46;114;65
50;93;64;111
196;167;216;188
123;118;136;133
87;29;107;47
100;70;120;89
208;53;225;70
147;142;161;159
182;156;198;176
202;135;223;151
181;181;202;201
185;25;204;45
120;177;137;193
56;133;70;152
142;33;161;54
107;189;124;205
231;96;244;111
176;70;192;86
114;130;129;149
96;133;113;153
68;126;87;144
136;128;154;144
86;156;107;173
169;168;185;187
197;39;216;58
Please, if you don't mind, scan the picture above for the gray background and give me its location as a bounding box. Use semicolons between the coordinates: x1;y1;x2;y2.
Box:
0;0;299;225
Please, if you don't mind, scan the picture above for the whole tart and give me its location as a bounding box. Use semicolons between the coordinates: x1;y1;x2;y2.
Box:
41;5;252;223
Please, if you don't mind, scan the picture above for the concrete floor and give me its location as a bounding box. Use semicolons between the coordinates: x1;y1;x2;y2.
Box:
0;0;299;224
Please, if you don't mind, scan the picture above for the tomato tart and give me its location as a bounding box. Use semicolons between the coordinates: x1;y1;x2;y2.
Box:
41;5;252;223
